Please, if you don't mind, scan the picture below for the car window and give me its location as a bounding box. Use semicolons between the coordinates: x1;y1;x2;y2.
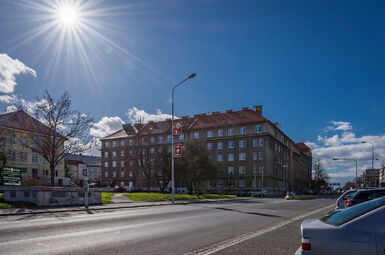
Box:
320;197;385;226
354;192;373;200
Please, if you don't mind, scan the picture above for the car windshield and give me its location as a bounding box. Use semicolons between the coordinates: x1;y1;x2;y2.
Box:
320;197;385;226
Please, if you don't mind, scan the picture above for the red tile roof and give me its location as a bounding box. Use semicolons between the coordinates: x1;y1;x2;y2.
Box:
296;143;311;152
0;110;63;138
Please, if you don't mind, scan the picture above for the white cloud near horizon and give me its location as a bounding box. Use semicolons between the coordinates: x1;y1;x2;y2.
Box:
90;116;125;138
0;53;36;93
126;107;176;124
306;121;385;185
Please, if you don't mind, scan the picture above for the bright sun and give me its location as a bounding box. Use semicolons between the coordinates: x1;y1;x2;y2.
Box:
58;6;78;25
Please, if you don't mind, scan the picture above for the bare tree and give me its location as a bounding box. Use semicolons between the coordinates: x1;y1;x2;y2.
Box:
17;91;94;186
153;148;171;193
135;141;156;192
311;159;329;190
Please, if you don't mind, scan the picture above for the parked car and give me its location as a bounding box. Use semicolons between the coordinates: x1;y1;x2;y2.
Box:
226;190;247;196
336;188;378;209
344;188;385;208
296;197;385;255
248;189;267;197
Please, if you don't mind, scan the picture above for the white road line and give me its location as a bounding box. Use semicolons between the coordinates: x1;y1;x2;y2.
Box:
184;204;334;255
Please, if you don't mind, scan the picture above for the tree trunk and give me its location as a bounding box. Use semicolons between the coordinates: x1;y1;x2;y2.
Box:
50;163;55;187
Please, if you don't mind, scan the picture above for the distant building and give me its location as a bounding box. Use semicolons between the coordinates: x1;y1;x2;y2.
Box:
364;168;380;187
100;105;312;194
0;110;65;185
379;167;385;187
66;154;101;184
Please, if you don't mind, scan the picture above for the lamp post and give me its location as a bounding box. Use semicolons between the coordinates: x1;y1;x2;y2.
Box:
333;158;358;188
361;141;374;170
171;73;196;203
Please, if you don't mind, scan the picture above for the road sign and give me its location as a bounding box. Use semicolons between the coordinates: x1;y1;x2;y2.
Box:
83;168;88;177
174;144;182;158
174;120;182;135
1;166;22;186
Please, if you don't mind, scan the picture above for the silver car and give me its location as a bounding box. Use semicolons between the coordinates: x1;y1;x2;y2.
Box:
296;197;385;255
335;189;357;209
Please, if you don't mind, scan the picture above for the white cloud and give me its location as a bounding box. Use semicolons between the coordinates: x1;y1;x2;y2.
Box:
126;107;176;124
6;105;17;113
0;53;36;93
90;116;125;138
0;94;18;104
310;121;385;185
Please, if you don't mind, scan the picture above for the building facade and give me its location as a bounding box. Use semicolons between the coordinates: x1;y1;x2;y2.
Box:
364;168;380;187
66;154;101;184
100;106;312;194
0;110;65;185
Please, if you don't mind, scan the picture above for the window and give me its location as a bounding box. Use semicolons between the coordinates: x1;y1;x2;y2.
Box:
194;132;200;139
21;168;27;175
240;127;247;134
105;141;110;147
228;166;234;174
142;149;146;155
259;166;264;173
253;152;258;160
129;150;133;155
129;139;133;145
239;153;246;161
239;166;246;174
129;171;133;177
217;142;223;150
141;138;145;144
259;139;264;146
120;181;125;186
112;171;116;177
20;137;27;145
159;136;164;143
112;161;117;167
228;141;235;148
129;161;133;166
112;141;117;147
207;143;213;150
104;162;108;167
32;169;38;177
239;179;245;187
217;129;223;137
104;151;108;158
8;151;15;160
256;125;262;133
150;147;155;153
121;151;125;157
104;171;108;178
112;151;116;157
228;154;234;161
120;140;125;146
120;161;124;167
217;179;223;187
239;140;246;148
179;134;184;141
253;139;258;147
207;130;213;138
259;152;264;160
32;154;38;162
150;137;155;143
167;135;172;142
55;171;58;177
8;135;16;144
120;171;125;177
20;152;27;161
228;128;234;136
217;154;223;162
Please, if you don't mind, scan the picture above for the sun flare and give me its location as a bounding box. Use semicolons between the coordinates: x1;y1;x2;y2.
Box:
58;6;79;26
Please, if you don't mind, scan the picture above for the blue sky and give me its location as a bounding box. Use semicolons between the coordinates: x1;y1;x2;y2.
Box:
0;0;384;185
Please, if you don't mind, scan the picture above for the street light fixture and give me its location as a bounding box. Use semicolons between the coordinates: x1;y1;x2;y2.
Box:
333;158;358;188
171;73;196;203
361;141;375;170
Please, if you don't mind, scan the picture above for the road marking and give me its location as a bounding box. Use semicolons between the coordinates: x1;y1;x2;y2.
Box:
184;204;334;255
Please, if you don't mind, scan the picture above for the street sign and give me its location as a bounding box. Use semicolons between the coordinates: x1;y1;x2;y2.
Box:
174;144;182;158
174;120;182;135
83;168;88;177
1;166;22;186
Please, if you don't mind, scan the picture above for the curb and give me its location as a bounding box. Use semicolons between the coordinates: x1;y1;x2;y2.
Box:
0;197;252;217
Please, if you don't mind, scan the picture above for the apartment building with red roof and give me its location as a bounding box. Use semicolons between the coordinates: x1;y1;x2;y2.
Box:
100;105;312;194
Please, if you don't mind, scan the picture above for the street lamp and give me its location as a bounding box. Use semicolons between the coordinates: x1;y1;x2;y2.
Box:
171;73;196;203
361;141;374;170
333;158;358;188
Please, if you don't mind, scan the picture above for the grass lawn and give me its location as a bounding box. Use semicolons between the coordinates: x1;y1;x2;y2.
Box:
125;193;236;202
101;192;115;204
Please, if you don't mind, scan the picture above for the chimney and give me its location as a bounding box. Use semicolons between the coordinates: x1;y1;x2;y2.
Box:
254;105;263;115
212;111;221;115
182;115;190;119
242;107;249;111
226;109;233;113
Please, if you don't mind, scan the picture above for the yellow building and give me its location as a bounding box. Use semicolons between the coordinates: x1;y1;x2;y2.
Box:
0;110;65;185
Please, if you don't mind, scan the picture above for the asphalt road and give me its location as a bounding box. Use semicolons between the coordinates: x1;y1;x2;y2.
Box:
0;198;335;255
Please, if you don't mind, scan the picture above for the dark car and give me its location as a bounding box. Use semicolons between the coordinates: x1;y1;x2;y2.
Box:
344;188;385;208
226;190;247;196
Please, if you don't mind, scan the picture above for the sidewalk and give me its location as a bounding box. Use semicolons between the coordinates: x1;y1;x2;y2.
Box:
0;197;252;216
